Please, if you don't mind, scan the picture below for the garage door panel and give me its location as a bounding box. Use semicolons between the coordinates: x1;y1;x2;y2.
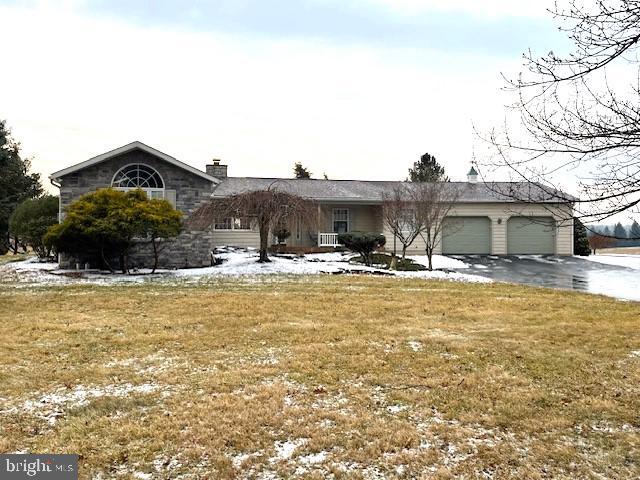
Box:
442;217;491;254
507;216;556;254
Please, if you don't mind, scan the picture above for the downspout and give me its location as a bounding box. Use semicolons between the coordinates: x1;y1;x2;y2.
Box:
49;177;62;222
49;177;62;264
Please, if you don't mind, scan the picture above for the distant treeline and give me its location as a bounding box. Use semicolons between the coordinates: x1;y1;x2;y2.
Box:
588;221;640;247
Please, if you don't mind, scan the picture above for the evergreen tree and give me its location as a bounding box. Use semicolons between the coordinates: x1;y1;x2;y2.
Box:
602;225;612;236
9;195;58;258
613;222;627;239
573;218;590;256
408;153;448;182
630;221;640;246
0;120;42;254
45;189;181;273
293;162;311;179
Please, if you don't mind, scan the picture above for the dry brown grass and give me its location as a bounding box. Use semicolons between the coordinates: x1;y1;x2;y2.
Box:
1;276;639;479
598;246;640;255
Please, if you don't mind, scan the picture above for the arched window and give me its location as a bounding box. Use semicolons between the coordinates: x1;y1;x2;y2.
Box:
111;164;165;199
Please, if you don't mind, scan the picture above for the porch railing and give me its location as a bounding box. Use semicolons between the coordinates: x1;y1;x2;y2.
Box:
318;232;341;247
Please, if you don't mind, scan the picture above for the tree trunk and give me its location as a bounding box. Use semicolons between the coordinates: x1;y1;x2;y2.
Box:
10;235;19;254
401;245;407;260
151;237;159;274
426;246;433;271
258;222;270;263
101;247;114;273
119;253;128;274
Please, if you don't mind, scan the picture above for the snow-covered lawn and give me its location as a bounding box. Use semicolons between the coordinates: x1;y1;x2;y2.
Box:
0;249;491;286
579;253;640;270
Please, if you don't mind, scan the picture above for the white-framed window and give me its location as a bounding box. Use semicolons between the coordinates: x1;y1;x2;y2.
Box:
111;163;165;199
399;209;416;231
233;217;251;230
214;218;232;230
214;217;252;230
332;208;349;233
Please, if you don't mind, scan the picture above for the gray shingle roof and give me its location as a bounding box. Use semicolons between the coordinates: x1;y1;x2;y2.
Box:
212;177;576;203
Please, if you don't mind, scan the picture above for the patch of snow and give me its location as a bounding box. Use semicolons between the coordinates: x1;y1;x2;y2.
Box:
1;250;492;287
408;255;469;269
229;451;263;469
133;473;153;480
11;258;59;271
1;382;162;425
585;269;640;302
629;350;640;358
298;451;328;465
387;404;409;414
318;419;335;428
578;254;640;270
395;269;492;283
152;456;183;473
407;340;423;352
304;252;353;262
270;438;307;462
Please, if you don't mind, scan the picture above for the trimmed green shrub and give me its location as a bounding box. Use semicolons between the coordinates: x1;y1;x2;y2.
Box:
44;188;181;273
352;252;425;271
338;232;386;266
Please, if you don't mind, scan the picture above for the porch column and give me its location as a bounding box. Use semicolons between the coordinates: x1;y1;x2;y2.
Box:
317;203;323;246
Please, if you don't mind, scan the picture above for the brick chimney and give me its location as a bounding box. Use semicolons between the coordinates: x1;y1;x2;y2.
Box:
206;159;227;178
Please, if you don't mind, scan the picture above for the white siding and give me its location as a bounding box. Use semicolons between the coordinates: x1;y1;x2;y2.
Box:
209;202;574;255
212;229;261;248
383;203;573;255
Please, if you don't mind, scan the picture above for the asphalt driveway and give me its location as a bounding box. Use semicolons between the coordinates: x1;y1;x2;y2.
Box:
449;255;640;302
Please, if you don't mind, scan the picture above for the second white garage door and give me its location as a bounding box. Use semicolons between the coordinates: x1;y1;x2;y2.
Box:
442;217;491;254
507;216;556;254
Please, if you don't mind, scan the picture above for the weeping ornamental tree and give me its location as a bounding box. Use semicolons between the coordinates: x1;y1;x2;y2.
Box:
188;185;317;262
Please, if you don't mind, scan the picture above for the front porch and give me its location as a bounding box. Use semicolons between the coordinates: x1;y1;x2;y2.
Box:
318;232;341;247
313;204;383;247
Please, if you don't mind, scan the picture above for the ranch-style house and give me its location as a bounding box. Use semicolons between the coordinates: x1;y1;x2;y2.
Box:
49;141;575;268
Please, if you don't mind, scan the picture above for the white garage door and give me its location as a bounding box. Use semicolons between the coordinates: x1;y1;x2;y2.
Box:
507;216;556;254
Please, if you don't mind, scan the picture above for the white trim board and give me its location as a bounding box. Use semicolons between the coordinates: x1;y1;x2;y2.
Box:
49;141;220;184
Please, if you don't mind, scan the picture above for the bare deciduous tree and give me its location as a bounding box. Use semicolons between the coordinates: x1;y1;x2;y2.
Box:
415;182;461;271
381;185;424;263
480;0;640;230
188;185;317;262
588;233;616;254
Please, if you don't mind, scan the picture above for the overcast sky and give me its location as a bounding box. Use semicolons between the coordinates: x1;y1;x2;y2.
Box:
1;0;561;193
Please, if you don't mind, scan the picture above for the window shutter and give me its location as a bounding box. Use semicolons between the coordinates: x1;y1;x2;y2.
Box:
165;189;177;207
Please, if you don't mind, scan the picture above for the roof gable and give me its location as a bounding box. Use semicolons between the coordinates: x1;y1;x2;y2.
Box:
49;141;219;184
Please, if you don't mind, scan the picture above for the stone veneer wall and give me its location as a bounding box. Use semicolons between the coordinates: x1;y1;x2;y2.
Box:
57;149;217;269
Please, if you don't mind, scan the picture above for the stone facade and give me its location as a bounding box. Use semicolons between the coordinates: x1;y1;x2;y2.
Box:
56;148;217;269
